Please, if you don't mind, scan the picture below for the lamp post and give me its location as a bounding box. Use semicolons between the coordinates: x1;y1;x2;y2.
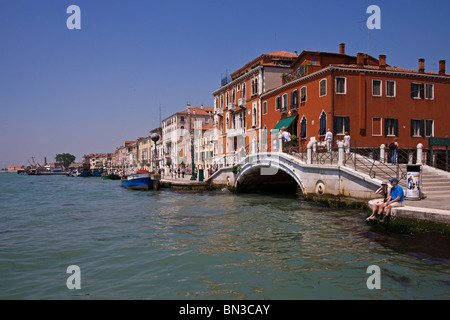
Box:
188;108;196;180
150;133;160;172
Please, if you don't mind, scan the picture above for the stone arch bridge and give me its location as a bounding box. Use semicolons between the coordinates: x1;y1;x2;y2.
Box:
208;152;381;201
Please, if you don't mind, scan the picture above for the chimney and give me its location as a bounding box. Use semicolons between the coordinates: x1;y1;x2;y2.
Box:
357;52;364;67
339;43;345;54
186;103;191;111
378;54;386;69
439;60;446;75
201;104;204;109
418;58;425;73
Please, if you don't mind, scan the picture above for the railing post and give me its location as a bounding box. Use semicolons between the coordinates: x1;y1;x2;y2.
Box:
338;141;344;166
380;144;385;163
416;143;423;165
307;142;312;164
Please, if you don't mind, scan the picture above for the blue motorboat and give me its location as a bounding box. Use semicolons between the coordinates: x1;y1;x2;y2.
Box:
121;170;154;190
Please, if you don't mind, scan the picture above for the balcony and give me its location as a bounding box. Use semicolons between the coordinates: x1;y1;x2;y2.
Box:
290;104;298;111
216;108;223;116
280;107;288;114
227;102;236;111
238;98;246;108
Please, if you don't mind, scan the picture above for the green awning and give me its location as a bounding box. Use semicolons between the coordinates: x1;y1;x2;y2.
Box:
272;115;297;132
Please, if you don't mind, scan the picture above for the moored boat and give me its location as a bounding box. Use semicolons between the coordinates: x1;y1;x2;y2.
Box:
121;170;154;190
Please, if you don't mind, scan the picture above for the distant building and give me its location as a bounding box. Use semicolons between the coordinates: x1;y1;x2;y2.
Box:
161;104;214;168
8;165;26;172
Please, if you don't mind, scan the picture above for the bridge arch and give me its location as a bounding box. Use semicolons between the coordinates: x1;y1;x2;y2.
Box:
234;157;306;194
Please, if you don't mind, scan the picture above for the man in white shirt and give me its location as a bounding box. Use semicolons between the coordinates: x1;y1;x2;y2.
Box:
325;129;333;152
281;127;291;142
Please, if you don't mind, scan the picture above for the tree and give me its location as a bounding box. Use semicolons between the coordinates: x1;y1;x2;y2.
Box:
55;153;76;169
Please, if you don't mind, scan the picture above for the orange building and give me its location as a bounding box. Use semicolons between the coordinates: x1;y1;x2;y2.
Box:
212;51;298;163
261;43;449;152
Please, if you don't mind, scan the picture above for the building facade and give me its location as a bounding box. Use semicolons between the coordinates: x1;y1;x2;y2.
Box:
161;105;214;168
212;51;298;166
260;44;449;152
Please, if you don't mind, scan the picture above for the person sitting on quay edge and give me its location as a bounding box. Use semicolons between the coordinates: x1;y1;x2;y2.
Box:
377;178;404;223
366;182;390;221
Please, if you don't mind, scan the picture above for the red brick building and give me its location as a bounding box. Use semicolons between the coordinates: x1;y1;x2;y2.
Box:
260;43;449;151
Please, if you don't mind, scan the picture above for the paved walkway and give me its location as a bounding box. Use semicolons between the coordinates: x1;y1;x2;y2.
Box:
160;173;211;185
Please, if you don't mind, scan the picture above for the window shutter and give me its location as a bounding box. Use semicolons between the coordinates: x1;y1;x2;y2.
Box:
411;83;416;99
344;116;350;134
394;119;399;136
419;84;424;99
333;116;338;135
384;119;388;136
419;120;425;137
410;120;414;137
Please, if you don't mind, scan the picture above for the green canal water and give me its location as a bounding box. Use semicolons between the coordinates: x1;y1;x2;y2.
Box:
0;173;449;299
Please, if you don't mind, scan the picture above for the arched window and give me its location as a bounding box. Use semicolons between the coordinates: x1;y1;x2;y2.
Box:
300;116;307;139
319;111;327;136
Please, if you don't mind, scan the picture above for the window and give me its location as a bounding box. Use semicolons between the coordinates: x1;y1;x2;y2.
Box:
336;77;346;94
411;119;424;137
386;81;395;97
282;94;288;112
232;88;236;103
372;80;382;96
319;111;327;136
300;116;307;139
411;83;424;99
372;117;382;136
425;119;434;137
242;83;246;98
226;92;229;105
251;77;258;96
275;96;281;110
425;84;434;100
333;116;349;135
252;102;257;127
300;86;307;103
291;90;298;109
319;79;327;97
384;118;398;136
263;101;267;115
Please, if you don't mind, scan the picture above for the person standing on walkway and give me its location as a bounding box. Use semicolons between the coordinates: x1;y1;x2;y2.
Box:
390;138;399;164
325;129;333;152
343;131;351;154
378;178;404;223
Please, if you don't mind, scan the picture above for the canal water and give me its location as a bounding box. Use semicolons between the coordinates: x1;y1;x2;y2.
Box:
0;173;449;300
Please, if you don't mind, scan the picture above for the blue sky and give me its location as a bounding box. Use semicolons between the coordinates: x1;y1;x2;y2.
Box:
1;0;449;167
